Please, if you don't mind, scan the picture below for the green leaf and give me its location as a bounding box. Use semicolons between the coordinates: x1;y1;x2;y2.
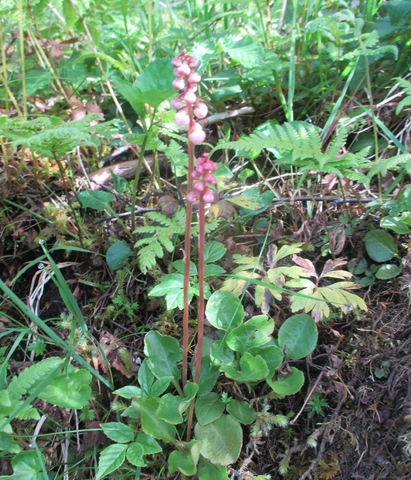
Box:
0;432;20;454
135;432;162;455
220;36;264;68
204;264;226;278
195;392;225;426
205;291;244;331
156;394;185;424
101;422;135;443
172;260;197;276
150;376;173;397
133;58;176;109
221;352;269;383
37;367;92;409
198;456;230;480
144;331;182;381
0;450;44;479
364;230;398;262
226;315;274;353
249;345;283;375
195;415;242;466
210;339;235;367
77;191;115;211
204;242;227;263
106;241;132;270
126;442;146;467
96;444;127;480
62;0;76;30
375;264;402;279
380;216;410;234
135;398;177;443
267;367;305;395
138;359;154;396
148;274;189;310
113;386;143;399
74;52;128;71
278;314;318;360
226;400;256;425
168;441;199;476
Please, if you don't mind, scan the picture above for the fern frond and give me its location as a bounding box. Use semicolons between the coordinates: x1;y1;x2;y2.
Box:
8;357;63;402
326;127;348;158
396;78;411;114
134;208;186;273
367;154;411;179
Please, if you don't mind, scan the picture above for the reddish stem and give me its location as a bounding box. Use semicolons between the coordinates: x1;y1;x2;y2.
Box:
194;195;205;384
182;117;195;388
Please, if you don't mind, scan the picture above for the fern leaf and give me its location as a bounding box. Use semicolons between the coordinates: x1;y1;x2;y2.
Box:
8;357;63;402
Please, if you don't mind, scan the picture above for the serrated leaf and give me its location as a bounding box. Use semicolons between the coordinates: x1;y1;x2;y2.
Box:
135;432;162;455
101;422;135;443
126;442;146;467
113;385;143;399
204;242;227;263
292;255;317;277
96;444;127;480
204;264;226;278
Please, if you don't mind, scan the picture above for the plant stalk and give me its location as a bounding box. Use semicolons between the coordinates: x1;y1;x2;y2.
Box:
182;119;195;388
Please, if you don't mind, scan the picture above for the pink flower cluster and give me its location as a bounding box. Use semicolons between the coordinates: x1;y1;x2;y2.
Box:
186;154;218;204
171;52;208;145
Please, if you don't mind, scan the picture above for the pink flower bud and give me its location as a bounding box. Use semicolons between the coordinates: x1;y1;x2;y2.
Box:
186;191;197;202
205;160;218;171
175;63;191;76
172;77;185;90
203;188;214;203
194;181;205;192
174;109;190;128
171;57;183;67
194;102;208;119
184;91;197;104
171;97;185;110
187;72;201;84
189;128;206;144
204;172;216;183
188;57;199;68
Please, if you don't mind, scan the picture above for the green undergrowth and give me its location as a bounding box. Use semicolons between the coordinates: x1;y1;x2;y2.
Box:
1;0;411;478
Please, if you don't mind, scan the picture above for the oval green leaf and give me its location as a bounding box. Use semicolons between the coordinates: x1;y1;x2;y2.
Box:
195;392;225;426
364;230;398;262
226;399;256;425
278;314;318;360
375;264;402;279
106;241;132;270
205;291;244;331
267;367;305;395
195;414;242;465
